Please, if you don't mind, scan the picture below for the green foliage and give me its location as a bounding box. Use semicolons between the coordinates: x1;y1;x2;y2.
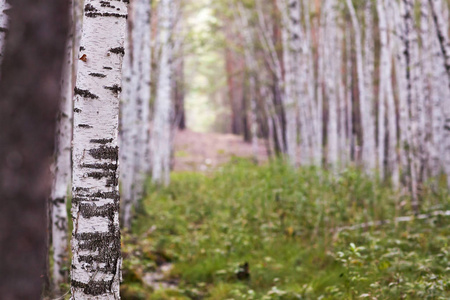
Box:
122;159;450;299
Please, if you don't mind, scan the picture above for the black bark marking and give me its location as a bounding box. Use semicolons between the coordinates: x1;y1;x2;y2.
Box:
86;171;118;187
0;27;8;33
84;4;97;12
444;125;450;131
80;46;85;51
103;66;112;70
79;202;118;218
82;163;117;171
78;124;93;129
74;87;99;99
72;190;120;204
90;138;113;144
104;85;121;95
74;108;82;113
71;279;112;296
91;191;120;200
85;12;127;18
89;73;106;78
89;146;118;161
108;47;124;55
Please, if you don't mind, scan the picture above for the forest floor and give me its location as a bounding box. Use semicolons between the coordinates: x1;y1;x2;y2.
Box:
173;130;268;172
119;131;450;300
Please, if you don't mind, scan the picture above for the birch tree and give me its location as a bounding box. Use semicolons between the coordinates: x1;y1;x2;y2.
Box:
50;0;74;286
132;0;152;198
0;0;9;66
364;0;376;171
277;0;300;166
71;0;127;297
120;23;137;229
346;0;375;173
378;0;399;186
120;0;152;229
428;0;450;187
152;0;174;185
324;0;339;168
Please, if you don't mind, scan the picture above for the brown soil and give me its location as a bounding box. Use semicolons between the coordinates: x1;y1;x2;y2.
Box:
173;129;268;172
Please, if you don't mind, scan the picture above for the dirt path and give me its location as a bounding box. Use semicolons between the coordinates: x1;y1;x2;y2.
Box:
173;129;268;172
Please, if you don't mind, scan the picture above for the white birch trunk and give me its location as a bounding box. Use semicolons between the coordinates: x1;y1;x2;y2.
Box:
50;0;74;286
277;0;300;166
399;0;419;208
151;0;174;186
346;0;375;173
71;0;127;297
364;0;376;172
324;0;338;168
419;0;434;182
0;0;10;66
302;0;317;165
381;0;400;187
120;22;137;229
428;0;447;178
132;0;151;198
429;0;450;187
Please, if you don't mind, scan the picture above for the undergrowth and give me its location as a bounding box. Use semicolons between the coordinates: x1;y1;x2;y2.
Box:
122;158;450;299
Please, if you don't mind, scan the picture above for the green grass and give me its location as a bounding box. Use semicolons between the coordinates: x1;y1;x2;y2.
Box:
122;159;450;299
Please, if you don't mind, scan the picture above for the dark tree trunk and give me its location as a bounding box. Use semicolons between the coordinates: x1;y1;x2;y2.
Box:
0;0;69;298
174;57;186;130
225;44;245;135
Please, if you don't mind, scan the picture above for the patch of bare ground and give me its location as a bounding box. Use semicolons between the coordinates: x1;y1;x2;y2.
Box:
173;129;268;172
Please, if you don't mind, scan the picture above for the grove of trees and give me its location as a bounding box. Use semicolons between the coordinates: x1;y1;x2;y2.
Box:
0;0;449;298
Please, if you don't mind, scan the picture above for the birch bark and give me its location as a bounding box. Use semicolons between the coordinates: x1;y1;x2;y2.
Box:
120;20;137;229
381;0;399;186
0;0;9;66
324;0;339;168
346;0;375;173
151;0;174;185
277;0;301;166
71;0;127;297
429;0;450;187
364;1;376;172
399;0;419;208
302;0;318;165
50;0;74;286
132;0;152;198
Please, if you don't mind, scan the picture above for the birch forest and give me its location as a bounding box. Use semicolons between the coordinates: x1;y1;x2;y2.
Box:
1;0;450;299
